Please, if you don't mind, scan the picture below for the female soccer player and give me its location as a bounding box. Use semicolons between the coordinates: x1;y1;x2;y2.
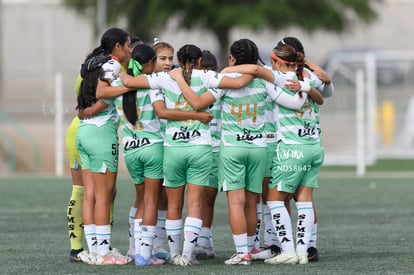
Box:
221;40;325;265
115;43;214;266
76;27;132;265
126;38;176;261
120;44;254;266
281;36;334;262
170;39;320;265
194;50;220;260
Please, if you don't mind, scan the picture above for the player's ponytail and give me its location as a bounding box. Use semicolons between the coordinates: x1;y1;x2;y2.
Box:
177;44;202;85
123;44;157;125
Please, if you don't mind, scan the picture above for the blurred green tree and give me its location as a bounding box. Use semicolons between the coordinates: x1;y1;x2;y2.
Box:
64;0;380;66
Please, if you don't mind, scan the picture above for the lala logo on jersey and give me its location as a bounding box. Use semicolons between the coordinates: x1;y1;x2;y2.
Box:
172;125;201;141
297;122;319;137
236;128;263;141
124;138;151;150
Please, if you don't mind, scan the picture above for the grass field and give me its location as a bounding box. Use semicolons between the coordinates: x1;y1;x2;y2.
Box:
1;170;414;274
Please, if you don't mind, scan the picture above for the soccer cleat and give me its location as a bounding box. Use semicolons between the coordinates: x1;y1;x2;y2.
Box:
152;247;170;260
134;254;165;266
194;246;216;260
297;251;308;265
110;248;132;263
194;248;207;261
204;246;217;258
169;254;182;266
127;248;135;261
307;247;319;262
95;250;131;265
179;255;200;266
251;245;281;260
264;251;298;264
69;249;90;263
85;252;98;265
250;247;262;255
224;253;251;265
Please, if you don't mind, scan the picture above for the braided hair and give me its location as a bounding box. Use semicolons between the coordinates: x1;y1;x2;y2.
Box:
281;36;313;72
273;41;305;81
176;44;202;84
281;37;305;56
230;39;262;65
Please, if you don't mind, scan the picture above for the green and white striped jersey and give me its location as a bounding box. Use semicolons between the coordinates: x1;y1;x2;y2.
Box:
215;72;309;148
112;78;163;155
216;75;271;148
272;71;321;145
79;58;120;127
209;98;222;152
306;68;326;143
147;69;224;147
264;97;277;144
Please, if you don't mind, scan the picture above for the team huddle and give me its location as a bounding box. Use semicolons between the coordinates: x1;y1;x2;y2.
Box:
66;27;333;267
